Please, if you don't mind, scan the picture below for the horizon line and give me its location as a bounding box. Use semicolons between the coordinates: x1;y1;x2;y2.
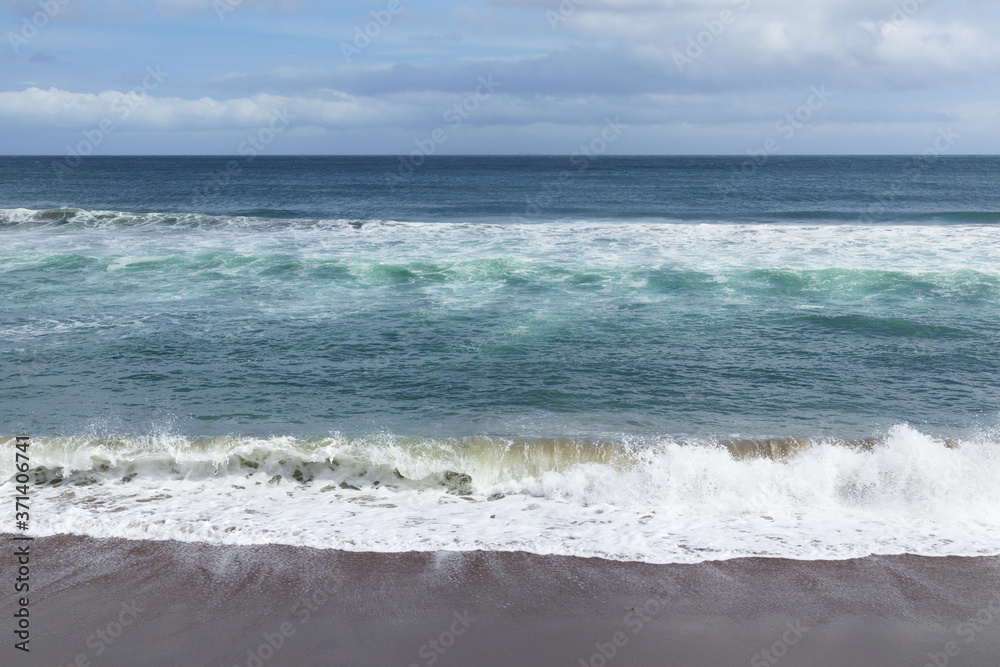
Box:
2;154;998;158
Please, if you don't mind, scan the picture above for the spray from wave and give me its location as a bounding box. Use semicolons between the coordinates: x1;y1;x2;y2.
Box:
4;425;999;563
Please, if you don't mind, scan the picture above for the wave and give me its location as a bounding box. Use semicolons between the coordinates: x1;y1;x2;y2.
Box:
0;208;376;230
3;208;1000;277
3;252;997;307
0;432;861;488
5;207;1000;229
766;210;1000;224
3;426;999;563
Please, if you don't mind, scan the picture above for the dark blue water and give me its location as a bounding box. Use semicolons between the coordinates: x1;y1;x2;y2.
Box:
2;156;999;439
6;155;1000;222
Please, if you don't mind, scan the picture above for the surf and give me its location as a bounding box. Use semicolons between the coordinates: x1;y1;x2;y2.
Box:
4;425;999;563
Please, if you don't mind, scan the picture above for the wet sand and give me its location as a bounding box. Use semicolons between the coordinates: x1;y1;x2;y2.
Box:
2;534;999;666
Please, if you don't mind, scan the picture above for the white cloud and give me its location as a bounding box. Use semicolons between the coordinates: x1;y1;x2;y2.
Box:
510;0;1000;89
0;86;388;130
876;19;1000;69
3;0;999;153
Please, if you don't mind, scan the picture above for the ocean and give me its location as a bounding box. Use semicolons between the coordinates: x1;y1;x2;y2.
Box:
2;155;999;563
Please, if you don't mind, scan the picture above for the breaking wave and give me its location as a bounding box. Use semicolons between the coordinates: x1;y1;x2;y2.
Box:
4;425;999;563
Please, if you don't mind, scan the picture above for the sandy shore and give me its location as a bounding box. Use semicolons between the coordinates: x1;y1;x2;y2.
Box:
2;534;999;666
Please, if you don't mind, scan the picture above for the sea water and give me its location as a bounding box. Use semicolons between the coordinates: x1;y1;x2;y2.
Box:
1;156;998;562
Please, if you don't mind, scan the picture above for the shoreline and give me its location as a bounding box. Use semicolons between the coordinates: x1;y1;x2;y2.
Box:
3;534;999;666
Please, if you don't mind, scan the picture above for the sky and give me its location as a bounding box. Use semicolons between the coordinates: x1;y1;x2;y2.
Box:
1;0;998;155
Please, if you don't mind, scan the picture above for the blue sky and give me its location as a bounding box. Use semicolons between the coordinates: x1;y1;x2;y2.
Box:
1;0;998;154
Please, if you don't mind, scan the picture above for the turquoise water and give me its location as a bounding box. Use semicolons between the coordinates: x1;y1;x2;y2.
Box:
2;156;999;440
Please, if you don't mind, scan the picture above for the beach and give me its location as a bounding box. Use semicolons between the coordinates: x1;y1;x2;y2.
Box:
3;534;999;666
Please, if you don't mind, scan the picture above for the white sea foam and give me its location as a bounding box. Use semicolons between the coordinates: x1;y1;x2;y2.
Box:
4;208;1000;275
4;425;1000;563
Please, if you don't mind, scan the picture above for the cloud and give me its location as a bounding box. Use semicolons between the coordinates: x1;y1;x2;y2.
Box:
1;0;999;153
205;49;671;97
488;0;1000;90
0;86;387;130
0;79;967;139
